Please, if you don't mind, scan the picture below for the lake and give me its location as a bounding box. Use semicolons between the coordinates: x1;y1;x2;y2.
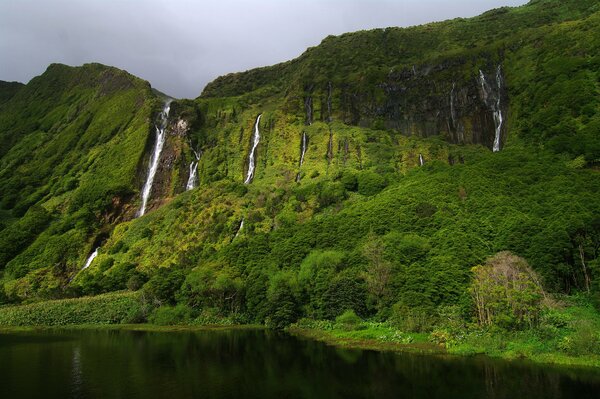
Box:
0;328;598;398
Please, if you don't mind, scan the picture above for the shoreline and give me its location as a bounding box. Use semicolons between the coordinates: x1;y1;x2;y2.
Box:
2;322;599;371
287;326;600;371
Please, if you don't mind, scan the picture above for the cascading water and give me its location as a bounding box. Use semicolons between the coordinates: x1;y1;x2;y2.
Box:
296;132;308;182
492;66;503;152
244;114;262;184
186;150;200;191
419;154;425;166
82;248;99;270
186;162;198;191
138;99;172;216
450;83;457;129
234;219;244;239
305;96;313;126
299;132;308;167
478;67;503;152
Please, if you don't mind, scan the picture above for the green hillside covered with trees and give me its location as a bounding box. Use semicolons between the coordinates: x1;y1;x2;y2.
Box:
0;0;599;365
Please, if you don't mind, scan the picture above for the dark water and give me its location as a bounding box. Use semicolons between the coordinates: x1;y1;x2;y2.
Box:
0;328;599;399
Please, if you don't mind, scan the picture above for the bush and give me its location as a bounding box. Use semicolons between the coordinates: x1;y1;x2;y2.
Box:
389;303;437;333
335;309;363;330
470;251;546;330
322;274;368;319
357;170;387;196
143;267;186;306
148;304;193;325
266;273;299;329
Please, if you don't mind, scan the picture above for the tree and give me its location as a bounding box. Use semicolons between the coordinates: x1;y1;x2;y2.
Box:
362;232;393;310
470;251;546;329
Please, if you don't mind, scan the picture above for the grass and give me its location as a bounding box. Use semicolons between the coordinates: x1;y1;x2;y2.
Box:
0;291;146;326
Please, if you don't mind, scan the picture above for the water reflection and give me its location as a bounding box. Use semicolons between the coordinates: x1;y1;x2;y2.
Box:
0;328;598;399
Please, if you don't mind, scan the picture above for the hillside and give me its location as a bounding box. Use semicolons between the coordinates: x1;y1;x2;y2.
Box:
0;0;598;357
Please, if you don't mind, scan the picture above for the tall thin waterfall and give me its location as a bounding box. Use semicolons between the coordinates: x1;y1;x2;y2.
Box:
419;154;425;166
139;99;172;216
299;132;308;167
234;219;244;239
478;67;503;152
244;114;262;184
186;162;198;191
82;248;99;270
492;66;503;152
450;83;457;128
186;150;200;191
296;132;308;182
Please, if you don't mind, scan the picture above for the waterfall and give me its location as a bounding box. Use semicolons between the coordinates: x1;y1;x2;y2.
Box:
244;114;262;184
299;132;308;167
450;83;457;128
305;96;313;126
186;150;200;191
82;248;99;270
296;132;308;182
138;99;172;217
186;162;198;191
479;67;504;152
419;154;425;166
478;70;489;102
492;66;503;153
234;219;244;239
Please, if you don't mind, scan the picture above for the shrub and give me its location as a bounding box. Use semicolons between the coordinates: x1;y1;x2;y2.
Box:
148;304;193;325
322;274;368;319
470;251;546;330
389;303;437;333
335;309;363;330
143;267;186;306
357;170;387;196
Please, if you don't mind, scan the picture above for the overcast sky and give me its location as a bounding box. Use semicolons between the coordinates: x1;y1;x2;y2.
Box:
0;0;528;98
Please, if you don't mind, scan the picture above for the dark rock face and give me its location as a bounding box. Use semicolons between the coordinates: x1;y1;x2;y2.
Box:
139;101;197;214
308;58;508;151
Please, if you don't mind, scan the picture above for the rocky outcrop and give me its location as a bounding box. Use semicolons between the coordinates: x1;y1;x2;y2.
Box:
303;58;508;151
137;100;199;214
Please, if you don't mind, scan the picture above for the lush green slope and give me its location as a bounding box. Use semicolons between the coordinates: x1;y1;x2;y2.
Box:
0;0;598;363
0;81;24;106
201;0;600;159
0;63;161;300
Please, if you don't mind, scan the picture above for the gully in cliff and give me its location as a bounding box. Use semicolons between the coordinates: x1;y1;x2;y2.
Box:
138;99;172;217
244;114;262;184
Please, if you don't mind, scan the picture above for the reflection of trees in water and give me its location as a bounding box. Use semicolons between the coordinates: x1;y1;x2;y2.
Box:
1;329;596;398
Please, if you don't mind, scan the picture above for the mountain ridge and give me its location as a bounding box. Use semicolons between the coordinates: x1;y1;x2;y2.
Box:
0;0;598;354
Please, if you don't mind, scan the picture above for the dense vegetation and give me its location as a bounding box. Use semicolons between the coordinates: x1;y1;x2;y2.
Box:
0;0;599;364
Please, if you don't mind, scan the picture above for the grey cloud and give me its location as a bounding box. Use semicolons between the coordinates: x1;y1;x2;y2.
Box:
0;0;528;98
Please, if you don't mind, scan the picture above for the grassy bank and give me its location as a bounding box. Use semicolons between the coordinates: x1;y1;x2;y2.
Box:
0;293;598;370
287;312;600;369
0;291;146;326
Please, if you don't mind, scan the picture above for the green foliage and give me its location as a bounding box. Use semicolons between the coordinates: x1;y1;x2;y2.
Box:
179;261;244;315
0;291;146;326
357;170;387;196
322;273;368;319
335;309;363;331
143;267;186;306
148;304;193;325
471;252;546;330
266;272;299;329
0;2;598;367
0;205;51;269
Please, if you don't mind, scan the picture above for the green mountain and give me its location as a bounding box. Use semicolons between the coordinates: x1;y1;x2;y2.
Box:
0;0;599;343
